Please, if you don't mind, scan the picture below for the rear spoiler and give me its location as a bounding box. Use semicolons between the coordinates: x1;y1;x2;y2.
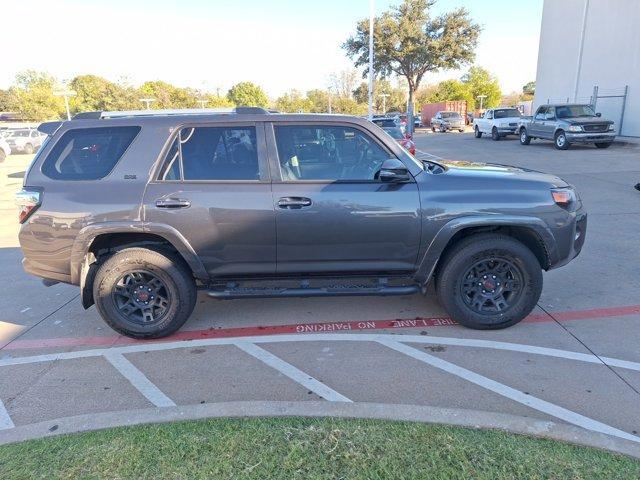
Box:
38;121;63;136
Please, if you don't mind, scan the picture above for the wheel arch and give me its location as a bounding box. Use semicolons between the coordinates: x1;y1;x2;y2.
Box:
415;217;555;285
71;222;208;309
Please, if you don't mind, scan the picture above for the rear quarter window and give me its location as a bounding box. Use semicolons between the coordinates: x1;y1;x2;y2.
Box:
41;126;140;180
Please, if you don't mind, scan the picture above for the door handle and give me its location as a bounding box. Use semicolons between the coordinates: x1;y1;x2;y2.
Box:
155;197;191;209
277;197;312;209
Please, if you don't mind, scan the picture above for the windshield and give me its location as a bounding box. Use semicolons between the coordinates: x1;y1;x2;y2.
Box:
8;130;31;137
556;105;596;118
383;127;404;140
494;108;521;119
441;112;460;119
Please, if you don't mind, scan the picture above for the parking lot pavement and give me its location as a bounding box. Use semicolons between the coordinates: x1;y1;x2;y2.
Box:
1;140;639;452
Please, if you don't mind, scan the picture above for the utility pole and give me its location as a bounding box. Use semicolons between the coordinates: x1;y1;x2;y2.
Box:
367;0;375;121
139;98;155;110
379;93;389;115
477;94;487;111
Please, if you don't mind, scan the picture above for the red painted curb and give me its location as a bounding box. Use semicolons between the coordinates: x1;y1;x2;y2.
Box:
3;304;639;352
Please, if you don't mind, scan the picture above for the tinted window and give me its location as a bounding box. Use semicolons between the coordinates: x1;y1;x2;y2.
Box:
274;125;392;181
383;127;404;140
494;109;521;118
441;112;460;118
556;105;596;118
42;126;140;180
164;126;259;181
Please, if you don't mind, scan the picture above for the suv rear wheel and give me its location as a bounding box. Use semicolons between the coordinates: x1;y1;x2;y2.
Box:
93;247;197;339
474;126;482;138
435;234;542;330
24;143;34;154
519;128;531;145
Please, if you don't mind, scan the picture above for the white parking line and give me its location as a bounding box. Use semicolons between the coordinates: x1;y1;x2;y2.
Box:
378;339;640;444
104;352;176;408
415;149;443;160
234;342;352;403
3;334;638;373
0;399;14;430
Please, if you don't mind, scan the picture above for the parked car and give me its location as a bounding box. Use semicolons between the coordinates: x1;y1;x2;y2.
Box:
382;126;415;155
372;116;406;134
431;111;465;132
4;128;47;154
16;107;586;338
517;104;615;150
473;108;522;141
0;137;10;162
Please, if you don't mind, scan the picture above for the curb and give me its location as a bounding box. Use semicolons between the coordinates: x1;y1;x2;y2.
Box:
1;401;639;459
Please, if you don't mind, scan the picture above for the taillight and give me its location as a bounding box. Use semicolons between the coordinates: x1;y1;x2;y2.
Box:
15;189;41;223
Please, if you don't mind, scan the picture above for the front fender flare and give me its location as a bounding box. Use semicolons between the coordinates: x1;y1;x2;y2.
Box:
414;215;557;284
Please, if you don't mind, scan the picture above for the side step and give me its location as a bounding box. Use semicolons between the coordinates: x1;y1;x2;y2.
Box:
206;278;420;300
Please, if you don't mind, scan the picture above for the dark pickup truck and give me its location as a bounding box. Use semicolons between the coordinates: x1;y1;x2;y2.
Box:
517;104;616;150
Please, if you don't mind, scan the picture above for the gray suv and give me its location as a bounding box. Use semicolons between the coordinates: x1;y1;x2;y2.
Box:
16;108;587;338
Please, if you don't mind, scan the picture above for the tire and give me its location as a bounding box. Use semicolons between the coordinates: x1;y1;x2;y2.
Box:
24;143;34;155
431;126;436;133
474;126;482;138
435;234;542;330
519;128;531;145
440;125;446;133
554;131;570;150
595;142;611;149
458;129;464;133
93;247;197;339
491;127;500;141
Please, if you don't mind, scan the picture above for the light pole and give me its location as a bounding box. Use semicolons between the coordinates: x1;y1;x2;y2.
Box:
139;98;155;110
477;94;487;111
379;93;389;115
197;99;208;109
53;84;76;120
367;0;375;121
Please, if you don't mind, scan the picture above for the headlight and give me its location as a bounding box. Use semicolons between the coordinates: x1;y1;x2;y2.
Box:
551;187;577;210
499;122;509;127
608;123;615;132
567;125;583;132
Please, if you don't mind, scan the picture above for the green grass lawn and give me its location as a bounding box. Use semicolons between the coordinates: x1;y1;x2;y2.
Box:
0;418;638;479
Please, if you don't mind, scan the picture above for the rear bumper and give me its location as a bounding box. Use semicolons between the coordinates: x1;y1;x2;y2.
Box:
565;132;615;143
22;257;73;284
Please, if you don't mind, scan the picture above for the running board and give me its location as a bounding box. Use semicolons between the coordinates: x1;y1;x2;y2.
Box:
206;279;420;300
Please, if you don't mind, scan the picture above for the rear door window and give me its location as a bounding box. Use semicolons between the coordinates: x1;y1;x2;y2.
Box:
158;126;260;181
42;126;140;180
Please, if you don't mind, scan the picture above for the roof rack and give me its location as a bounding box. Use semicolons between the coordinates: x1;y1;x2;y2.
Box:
72;107;276;120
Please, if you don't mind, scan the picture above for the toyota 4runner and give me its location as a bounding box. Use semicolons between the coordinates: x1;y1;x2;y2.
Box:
16;108;587;338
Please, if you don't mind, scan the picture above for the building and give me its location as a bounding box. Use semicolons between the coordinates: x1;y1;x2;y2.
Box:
534;0;639;137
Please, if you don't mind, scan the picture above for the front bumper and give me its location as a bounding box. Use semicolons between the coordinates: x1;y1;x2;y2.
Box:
442;123;465;130
548;206;587;270
497;127;518;134
565;131;615;143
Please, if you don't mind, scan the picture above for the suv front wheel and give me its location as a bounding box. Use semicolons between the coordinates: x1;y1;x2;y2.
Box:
93;247;197;339
436;234;542;330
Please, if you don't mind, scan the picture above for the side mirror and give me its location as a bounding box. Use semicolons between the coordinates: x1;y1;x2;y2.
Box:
378;158;411;183
596;112;602;117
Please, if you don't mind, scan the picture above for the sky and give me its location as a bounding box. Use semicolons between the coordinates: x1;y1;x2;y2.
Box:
1;0;543;97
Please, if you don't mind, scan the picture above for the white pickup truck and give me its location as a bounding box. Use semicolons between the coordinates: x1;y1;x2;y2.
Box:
473;107;522;141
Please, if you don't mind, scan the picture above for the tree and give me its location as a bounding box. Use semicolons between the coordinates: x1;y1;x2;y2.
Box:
329;70;359;99
69;75;139;113
353;79;406;113
419;79;474;109
227;82;269;107
522;80;535;101
202;93;235;108
461;66;502;109
343;0;480;131
306;89;330;113
0;89;14;111
139;81;196;109
11;70;65;121
275;90;312;113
